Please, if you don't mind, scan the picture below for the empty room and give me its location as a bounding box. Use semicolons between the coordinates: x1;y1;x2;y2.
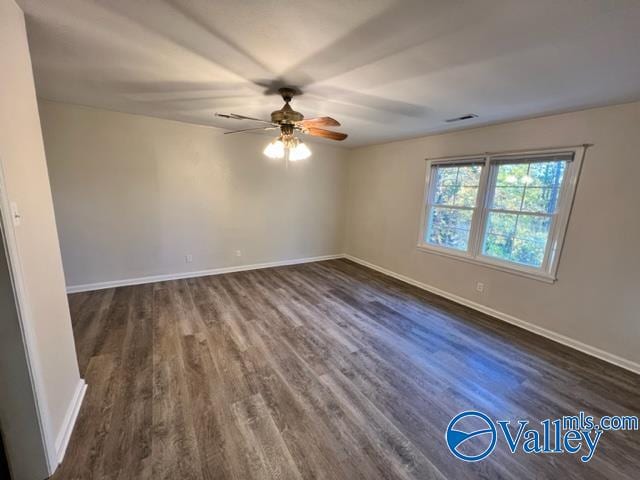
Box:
1;0;639;479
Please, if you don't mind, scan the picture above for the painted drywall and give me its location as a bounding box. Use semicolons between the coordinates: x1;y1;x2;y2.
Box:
0;0;82;474
345;101;640;367
39;101;348;288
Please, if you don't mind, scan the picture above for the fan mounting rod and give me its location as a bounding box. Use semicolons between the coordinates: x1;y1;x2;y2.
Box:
278;87;301;103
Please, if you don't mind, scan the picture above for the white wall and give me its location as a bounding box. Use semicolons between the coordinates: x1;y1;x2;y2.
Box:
0;0;83;475
344;101;640;369
39;101;348;289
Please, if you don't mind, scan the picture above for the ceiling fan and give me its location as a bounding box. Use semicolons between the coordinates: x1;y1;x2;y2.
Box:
215;87;347;160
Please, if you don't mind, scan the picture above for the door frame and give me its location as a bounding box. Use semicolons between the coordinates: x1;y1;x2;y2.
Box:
0;156;54;474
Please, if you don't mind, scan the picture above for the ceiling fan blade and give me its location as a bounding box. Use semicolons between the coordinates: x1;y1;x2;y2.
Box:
297;116;341;127
215;113;275;125
302;127;348;141
223;126;278;135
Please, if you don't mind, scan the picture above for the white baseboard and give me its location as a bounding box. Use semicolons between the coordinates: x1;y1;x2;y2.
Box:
55;379;87;465
66;254;344;293
344;254;640;375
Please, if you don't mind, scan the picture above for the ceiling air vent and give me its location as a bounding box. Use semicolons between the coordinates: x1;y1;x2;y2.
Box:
445;113;478;123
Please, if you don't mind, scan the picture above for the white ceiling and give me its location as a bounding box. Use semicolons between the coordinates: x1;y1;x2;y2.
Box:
18;0;640;147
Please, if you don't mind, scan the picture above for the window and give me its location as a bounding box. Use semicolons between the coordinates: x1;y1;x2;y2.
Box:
425;161;483;251
419;147;585;281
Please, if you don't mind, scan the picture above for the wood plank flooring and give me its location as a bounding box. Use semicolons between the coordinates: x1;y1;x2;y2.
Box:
53;259;640;479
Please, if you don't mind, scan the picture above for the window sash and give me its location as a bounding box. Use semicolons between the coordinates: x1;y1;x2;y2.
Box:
425;205;477;251
477;154;571;272
419;147;585;282
490;152;575;165
480;210;554;268
424;159;485;253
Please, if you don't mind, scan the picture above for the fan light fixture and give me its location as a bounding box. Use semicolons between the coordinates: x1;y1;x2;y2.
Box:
290;141;311;161
263;138;285;159
263;135;311;161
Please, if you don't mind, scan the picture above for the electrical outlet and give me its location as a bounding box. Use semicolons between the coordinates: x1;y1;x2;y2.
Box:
476;282;485;293
185;254;193;263
235;250;242;257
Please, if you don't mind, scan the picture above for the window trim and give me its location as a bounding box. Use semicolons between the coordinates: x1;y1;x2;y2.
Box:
417;146;586;283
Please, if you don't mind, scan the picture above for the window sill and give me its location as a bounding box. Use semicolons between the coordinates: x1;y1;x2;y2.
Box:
416;243;557;284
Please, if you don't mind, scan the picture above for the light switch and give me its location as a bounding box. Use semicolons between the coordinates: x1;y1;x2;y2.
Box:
10;201;21;226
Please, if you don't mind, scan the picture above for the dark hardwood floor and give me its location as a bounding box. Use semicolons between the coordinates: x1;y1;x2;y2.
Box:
53;259;639;479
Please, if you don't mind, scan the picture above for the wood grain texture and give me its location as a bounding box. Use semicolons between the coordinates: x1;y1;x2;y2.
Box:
52;259;640;479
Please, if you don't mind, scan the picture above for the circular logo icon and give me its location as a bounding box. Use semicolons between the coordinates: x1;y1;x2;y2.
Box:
446;411;497;462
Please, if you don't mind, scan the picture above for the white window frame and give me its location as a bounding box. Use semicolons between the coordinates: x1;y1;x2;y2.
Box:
417;146;586;283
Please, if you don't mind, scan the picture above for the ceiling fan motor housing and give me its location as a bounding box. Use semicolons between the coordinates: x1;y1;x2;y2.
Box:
271;103;304;124
271;86;304;125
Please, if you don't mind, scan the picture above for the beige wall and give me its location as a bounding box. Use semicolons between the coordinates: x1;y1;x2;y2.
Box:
345;102;640;368
40;98;640;371
40;101;348;288
0;0;82;475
